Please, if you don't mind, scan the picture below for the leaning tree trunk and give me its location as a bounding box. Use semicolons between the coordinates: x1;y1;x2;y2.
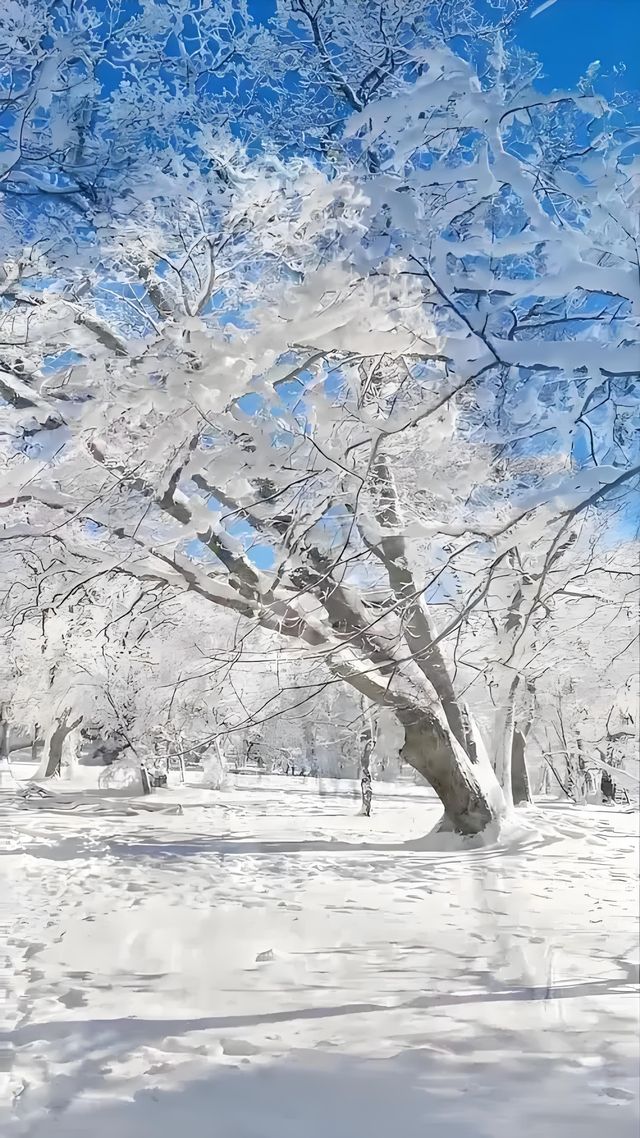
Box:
35;711;82;780
538;760;551;796
329;655;505;835
400;712;505;835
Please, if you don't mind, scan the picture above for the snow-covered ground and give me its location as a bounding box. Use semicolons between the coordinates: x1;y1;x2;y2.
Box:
2;767;638;1137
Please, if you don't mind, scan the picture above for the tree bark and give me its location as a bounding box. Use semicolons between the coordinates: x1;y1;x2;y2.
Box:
363;451;479;761
359;707;376;817
511;682;534;806
0;709;9;762
35;711;82;779
492;673;520;807
0;706;15;787
400;713;504;835
324;645;505;834
511;728;532;806
538;760;551;795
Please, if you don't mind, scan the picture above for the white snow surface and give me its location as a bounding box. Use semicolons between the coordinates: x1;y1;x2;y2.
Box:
2;767;638;1137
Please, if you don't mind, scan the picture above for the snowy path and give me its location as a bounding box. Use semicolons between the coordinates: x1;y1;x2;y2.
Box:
1;776;638;1137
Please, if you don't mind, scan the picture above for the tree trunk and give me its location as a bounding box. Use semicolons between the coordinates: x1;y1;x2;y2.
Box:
492;673;520;808
400;713;505;835
573;733;589;802
59;722;82;779
359;707;376;817
328;658;505;835
511;728;532;806
565;753;577;799
364;450;480;762
0;709;9;760
360;764;372;817
511;683;534;806
538;762;551;795
545;754;573;800
35;711;82;780
0;706;15;787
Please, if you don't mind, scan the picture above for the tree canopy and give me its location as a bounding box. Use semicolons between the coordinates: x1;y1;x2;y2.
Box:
1;0;638;830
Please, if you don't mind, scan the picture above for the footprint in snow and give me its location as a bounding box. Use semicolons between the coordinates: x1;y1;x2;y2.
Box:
57;988;87;1008
22;942;46;960
220;1038;262;1057
159;1036;213;1056
599;1087;635;1102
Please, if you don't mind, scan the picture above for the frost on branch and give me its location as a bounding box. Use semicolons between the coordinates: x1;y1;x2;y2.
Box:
0;0;637;832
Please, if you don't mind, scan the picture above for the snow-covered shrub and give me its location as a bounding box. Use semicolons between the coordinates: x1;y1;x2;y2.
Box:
201;744;226;790
98;753;145;795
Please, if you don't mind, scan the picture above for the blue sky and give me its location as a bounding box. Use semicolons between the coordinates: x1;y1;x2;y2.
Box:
516;0;639;91
68;1;639;123
6;0;636;568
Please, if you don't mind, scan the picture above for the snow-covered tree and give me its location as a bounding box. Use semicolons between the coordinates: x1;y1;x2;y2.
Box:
1;1;638;832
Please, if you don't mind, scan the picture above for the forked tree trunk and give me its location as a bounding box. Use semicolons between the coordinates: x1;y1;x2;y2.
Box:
400;713;505;835
330;660;505;835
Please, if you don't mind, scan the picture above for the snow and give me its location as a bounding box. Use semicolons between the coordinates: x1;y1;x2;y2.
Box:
2;766;639;1138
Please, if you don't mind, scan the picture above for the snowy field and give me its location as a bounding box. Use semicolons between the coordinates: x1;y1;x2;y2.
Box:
2;770;639;1138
